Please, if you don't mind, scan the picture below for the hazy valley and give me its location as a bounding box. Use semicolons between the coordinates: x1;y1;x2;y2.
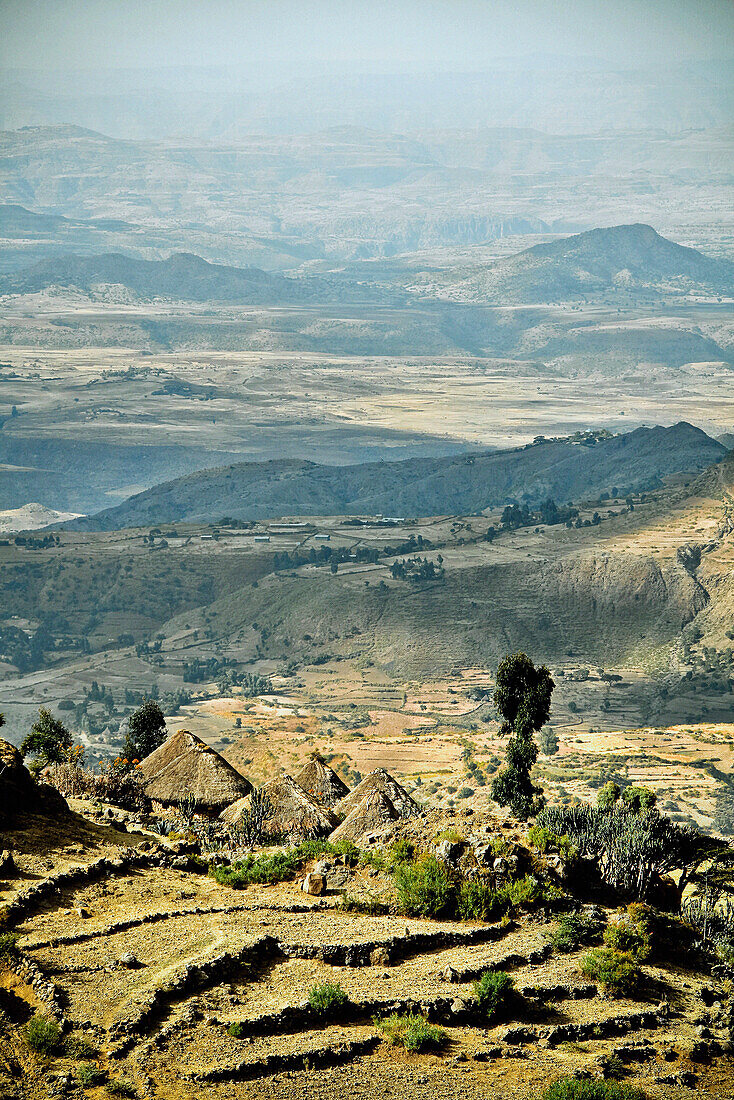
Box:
2;28;734;1100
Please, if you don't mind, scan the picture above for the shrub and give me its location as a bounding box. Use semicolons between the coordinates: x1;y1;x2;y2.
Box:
504;874;544;907
107;1079;137;1098
26;1014;62;1054
600;1052;625;1080
621;786;656;812
376;1012;447;1052
527;825;578;862
390;838;415;864
64;1034;98;1060
581;948;639;996
308;981;349;1017
457;880;504;921
227;1022;246;1039
0;931;20;962
210;839;357;889
434;827;463;844
77;1062;107;1087
604;904;652;960
339;894;389;916
474;970;514;1020
394;856;455;918
542;1079;645;1100
597;781;621;810
551;912;604;953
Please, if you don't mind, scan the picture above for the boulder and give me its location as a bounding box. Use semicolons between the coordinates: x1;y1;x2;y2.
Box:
302;872;325;896
435;839;462;863
118;953;140;969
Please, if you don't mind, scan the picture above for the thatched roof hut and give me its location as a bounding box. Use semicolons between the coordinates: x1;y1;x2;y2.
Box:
257;772;338;840
139;729;252;811
295;754;349;807
219;793;251;825
335;768;420;821
329;789;398;843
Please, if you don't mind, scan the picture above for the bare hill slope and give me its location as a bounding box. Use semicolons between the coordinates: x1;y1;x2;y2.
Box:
68;422;727;530
445;223;734;303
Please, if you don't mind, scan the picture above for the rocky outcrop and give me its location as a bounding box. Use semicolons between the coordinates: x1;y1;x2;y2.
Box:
0;737;68;825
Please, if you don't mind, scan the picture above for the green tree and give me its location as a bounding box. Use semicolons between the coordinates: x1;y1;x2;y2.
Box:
122;700;166;761
20;708;72;767
539;726;559;756
490;652;554;820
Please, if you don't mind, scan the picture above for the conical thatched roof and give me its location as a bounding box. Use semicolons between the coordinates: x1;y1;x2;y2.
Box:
219;793;251;825
139;729;252;810
329;789;398;843
335;768;420;821
295;754;350;808
257;772;338;840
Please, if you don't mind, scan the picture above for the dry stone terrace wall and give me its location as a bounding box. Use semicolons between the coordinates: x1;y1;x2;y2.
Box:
4;842;734;1097
4;847;173;925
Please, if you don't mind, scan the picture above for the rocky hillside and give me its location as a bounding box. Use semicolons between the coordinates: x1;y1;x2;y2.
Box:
443;224;734;303
69;423;727;529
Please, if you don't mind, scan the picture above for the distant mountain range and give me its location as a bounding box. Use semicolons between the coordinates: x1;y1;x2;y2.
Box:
443;224;734;303
4;224;731;309
0;250;385;304
66;422;726;530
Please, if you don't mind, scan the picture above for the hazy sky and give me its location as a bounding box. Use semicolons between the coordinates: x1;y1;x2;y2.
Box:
2;0;733;81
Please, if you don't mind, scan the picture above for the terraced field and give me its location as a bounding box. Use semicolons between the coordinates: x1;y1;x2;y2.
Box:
2;815;734;1099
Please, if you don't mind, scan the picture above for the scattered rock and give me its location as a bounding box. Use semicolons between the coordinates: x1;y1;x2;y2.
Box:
435;840;462;863
301;872;325;896
501;1026;538;1045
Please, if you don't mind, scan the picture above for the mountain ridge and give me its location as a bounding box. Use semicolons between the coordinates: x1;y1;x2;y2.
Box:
64;422;727;530
0;249;390;304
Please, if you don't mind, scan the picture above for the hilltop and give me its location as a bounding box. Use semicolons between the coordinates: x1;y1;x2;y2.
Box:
0;502;84;534
441;224;734;303
67;422;726;530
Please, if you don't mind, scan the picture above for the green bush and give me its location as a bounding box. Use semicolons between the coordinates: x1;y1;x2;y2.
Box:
227;1022;246;1039
473;970;514;1020
604;904;652;960
581;948;639;996
359;839;415;873
504;874;544;907
542;1078;645;1100
394;856;455;918
390;838;415;864
527;825;578;862
308;981;349;1017
621;786;656;812
376;1012;447;1052
77;1062;107;1088
26;1014;62;1054
597;781;621;810
107;1079;137;1098
551;912;604;953
0;931;19;962
64;1034;98;1060
457;880;504;921
210;839;359;889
